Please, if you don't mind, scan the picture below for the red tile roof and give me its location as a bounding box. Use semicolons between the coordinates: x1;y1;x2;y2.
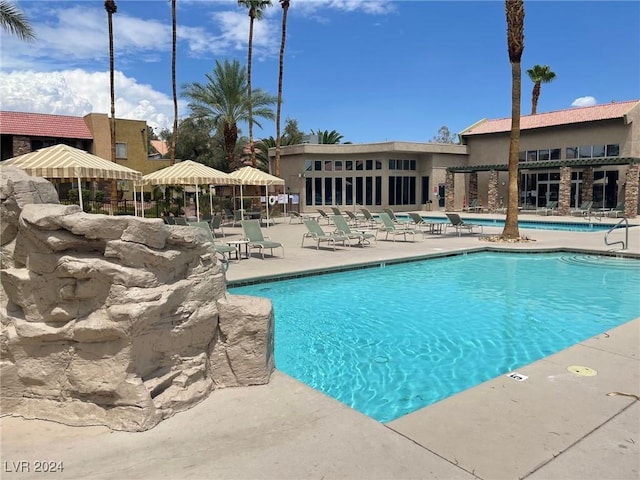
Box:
0;111;93;139
460;100;639;136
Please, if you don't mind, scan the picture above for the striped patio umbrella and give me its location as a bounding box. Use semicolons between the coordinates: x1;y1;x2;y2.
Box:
140;160;241;220
228;166;285;224
2;144;142;211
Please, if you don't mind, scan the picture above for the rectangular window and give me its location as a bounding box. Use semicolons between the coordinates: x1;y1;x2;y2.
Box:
527;150;538;162
421;176;430;204
365;159;373;170
389;159;396;170
314;178;322;205
355;177;363;205
538;149;550;161
578;146;592;158
324;160;333;171
304;160;312;172
324;177;332;204
115;142;127;159
356;160;363;171
592;145;605;158
550;148;561;160
519;151;527;162
335;178;343;205
346;160;353;170
606;144;620;156
375;176;382;205
345;177;353;205
410;160;416;171
305;177;313;206
566;147;578;159
365;176;373;205
404;160;411;170
314;160;322;171
335;161;343;171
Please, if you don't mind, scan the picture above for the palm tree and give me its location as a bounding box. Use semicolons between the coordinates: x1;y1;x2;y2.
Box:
170;0;178;165
527;64;556;115
182;59;276;171
502;0;524;240
311;129;345;144
105;0;118;204
274;0;290;178
238;1;272;168
0;0;35;41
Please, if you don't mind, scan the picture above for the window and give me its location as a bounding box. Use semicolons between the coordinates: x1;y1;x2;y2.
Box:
346;160;353;170
335;161;343;171
324;178;332;204
526;150;538;162
592;145;605;158
314;160;322;171
606;144;619;156
375;177;382;205
355;177;363;205
566;147;578;159
304;160;312;172
324;160;333;171
376;160;382;170
550;149;561;160
578;146;592;158
356;160;363;171
365;177;373;205
519;151;527;161
389;159;396;170
305;178;313;205
115;142;127;159
538;149;550;161
335;178;343;205
388;176;416;205
345;177;353;205
314;178;322;205
365;159;373;170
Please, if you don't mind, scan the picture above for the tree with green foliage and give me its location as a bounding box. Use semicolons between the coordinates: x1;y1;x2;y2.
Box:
526;64;556;115
182;59;276;171
239;0;272;167
311;129;348;144
0;0;35;41
430;125;458;144
502;0;524;240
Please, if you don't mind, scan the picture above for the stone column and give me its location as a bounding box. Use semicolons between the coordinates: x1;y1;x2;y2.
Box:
445;171;455;212
12;136;31;156
582;167;594;203
469;172;478;203
487;170;498;213
558;166;572;216
624;164;639;218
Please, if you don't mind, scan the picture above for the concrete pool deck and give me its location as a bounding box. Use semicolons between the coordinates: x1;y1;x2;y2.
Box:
2;212;639;479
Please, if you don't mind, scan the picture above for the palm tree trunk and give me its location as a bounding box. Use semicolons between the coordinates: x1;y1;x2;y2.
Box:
531;81;540;115
224;123;238;171
171;0;177;165
106;1;118;206
248;15;255;168
275;0;289;178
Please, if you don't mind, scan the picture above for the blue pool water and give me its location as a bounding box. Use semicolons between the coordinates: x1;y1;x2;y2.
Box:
393;214;624;232
229;252;640;422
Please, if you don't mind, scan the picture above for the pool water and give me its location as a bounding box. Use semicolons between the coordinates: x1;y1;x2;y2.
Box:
229;252;640;422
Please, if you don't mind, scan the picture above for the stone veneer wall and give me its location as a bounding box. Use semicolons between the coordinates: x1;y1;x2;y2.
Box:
468;172;478;204
0;167;275;432
624;164;639;218
445;171;455;211
582;167;594;204
12;137;31;157
487;170;498;213
558;167;572;216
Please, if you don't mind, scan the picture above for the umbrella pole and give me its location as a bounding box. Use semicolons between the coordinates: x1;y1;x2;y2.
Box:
195;185;200;221
133;184;137;217
265;186;269;228
209;185;213;216
240;185;244;220
77;175;84;212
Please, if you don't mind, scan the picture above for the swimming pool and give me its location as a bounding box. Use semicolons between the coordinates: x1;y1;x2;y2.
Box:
229;252;640;422
395;214;626;232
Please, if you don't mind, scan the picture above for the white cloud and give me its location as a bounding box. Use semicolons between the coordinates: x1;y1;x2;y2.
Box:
0;70;182;132
571;96;597;107
294;0;396;15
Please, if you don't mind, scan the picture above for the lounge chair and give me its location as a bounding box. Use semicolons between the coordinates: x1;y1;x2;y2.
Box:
344;210;361;226
408;212;443;235
383;208;403;224
232;209;243;227
444;213;483;236
302;219;350;250
330;206;344;217
209;214;225;237
241;219;284;259
332;214;377;246
536;201;558;216
378;212;416;242
188;221;238;269
163;216;175;225
289;211;311;224
316;208;333;225
360;208;379;227
173;217;188;226
570;201;593;217
607;202;625;218
463;199;483;213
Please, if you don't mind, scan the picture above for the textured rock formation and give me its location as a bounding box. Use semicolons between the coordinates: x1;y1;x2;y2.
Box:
0;167;274;431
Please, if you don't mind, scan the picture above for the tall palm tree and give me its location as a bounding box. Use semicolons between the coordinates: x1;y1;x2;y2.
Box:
171;0;177;165
502;0;524;240
274;0;290;178
311;129;345;144
0;0;34;40
105;0;118;204
239;0;272;168
182;59;276;171
527;64;556;115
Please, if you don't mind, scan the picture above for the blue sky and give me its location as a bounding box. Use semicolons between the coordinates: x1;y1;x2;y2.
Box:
1;0;638;144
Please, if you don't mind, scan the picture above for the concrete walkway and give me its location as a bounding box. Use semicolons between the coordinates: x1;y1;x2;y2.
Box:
2;211;639;479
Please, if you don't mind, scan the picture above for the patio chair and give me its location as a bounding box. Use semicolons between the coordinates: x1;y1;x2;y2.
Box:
289;211;311;224
344;210;361;226
316;208;332;225
463;199;483;213
407;212;443;236
223;208;234;222
332;214;376;246
360;208;380;228
378;212;416;242
173;217;188;226
607;202;625;218
188;221;238;269
232;209;243;227
330;206;344;217
536;201;558;216
163;216;175;225
302;219;350;251
383;208;402;224
209;214;225;237
444;213;483;236
570;201;593;217
241;219;284;259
